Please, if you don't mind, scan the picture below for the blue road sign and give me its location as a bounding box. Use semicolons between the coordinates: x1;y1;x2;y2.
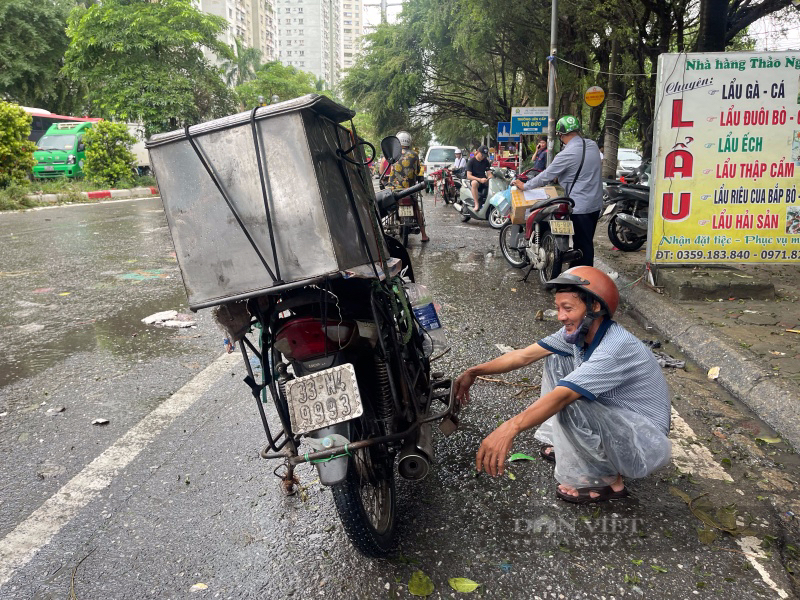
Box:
497;122;520;141
510;107;548;135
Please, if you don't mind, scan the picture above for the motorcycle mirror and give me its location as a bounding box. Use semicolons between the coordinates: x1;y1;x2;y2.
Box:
381;136;402;163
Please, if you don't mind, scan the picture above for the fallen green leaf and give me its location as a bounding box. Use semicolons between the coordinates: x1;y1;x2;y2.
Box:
448;578;481;593
408;570;434;597
651;565;668;573
696;581;707;589
697;527;717;545
631;559;643;566
509;453;536;462
507;471;516;481
755;436;781;444
669;486;691;503
720;458;732;467
663;529;673;539
624;574;640;585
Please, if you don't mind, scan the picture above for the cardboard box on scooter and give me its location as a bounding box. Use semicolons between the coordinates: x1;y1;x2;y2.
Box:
510;185;565;224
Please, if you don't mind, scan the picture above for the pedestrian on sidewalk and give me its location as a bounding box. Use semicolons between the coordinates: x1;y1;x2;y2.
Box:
514;116;602;267
453;267;672;504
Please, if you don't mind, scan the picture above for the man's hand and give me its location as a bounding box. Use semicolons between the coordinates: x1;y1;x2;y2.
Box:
453;369;476;407
514;179;526;190
476;421;518;476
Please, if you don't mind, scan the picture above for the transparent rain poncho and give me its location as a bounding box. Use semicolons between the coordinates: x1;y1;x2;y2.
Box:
534;353;672;488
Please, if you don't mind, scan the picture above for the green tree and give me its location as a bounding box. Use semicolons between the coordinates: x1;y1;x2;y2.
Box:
222;37;263;88
64;0;236;136
0;101;37;188
235;61;317;109
82;121;136;186
0;0;87;114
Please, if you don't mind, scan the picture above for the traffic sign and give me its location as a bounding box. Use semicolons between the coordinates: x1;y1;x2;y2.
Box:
496;122;520;141
510;107;548;135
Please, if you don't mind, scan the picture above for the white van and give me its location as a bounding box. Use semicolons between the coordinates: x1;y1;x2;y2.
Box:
423;146;459;186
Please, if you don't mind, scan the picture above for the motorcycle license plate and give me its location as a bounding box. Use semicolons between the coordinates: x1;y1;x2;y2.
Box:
549;220;575;235
398;205;414;217
284;363;363;435
45;166;54;172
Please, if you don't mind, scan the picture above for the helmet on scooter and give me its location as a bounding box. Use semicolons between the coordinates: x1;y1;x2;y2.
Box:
555;115;581;136
546;266;619;317
396;130;412;148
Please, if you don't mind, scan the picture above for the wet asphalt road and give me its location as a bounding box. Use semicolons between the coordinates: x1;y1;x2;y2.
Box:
0;195;798;599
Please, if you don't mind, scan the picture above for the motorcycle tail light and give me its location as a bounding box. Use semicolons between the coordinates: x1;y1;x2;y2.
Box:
274;317;354;360
398;197;413;206
554;203;570;219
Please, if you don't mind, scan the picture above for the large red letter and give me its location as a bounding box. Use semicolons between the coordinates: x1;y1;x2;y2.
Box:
671;99;694;128
662;192;691;221
664;149;694;178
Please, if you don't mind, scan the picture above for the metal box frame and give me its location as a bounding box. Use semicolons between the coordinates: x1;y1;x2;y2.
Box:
147;94;382;310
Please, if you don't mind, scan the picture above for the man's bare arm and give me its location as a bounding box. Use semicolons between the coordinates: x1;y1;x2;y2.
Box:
453;343;552;406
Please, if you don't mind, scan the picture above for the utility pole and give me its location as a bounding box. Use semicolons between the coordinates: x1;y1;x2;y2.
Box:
546;0;558;165
364;0;402;24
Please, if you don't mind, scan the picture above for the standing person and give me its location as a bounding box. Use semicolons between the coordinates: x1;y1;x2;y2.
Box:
466;145;493;212
453;266;671;504
513;116;602;267
532;137;547;174
389;130;429;243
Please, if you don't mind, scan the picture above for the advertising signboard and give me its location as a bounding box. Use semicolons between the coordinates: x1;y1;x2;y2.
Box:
510;107;548;135
649;51;800;264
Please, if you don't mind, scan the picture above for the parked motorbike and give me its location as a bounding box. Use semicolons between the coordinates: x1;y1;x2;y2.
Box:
605;182;650;251
430;166;457;205
222;135;457;558
499;193;582;285
377;151;425;248
452;167;513;229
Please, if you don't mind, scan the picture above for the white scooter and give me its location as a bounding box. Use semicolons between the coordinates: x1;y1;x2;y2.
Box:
452;167;513;230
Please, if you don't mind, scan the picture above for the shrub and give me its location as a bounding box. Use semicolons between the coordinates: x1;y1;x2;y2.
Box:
0;102;37;188
83;121;136;186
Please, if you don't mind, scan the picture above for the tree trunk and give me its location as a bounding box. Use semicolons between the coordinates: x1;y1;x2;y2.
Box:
696;0;729;52
602;38;624;179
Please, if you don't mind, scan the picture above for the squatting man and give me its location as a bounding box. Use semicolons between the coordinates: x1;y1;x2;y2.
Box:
454;267;672;504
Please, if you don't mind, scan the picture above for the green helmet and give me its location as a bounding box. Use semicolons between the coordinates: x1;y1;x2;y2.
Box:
556;115;581;135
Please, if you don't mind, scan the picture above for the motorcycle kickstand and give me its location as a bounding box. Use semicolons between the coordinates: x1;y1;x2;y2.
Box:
275;462;299;496
520;262;536;283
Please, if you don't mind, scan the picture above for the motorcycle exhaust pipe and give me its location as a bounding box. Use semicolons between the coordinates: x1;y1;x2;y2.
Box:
397;423;433;481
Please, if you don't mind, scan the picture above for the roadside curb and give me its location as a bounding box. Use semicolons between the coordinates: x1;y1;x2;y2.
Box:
595;256;800;451
27;186;159;204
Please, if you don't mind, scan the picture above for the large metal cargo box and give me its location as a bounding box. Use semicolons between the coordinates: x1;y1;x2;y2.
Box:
146;94;383;310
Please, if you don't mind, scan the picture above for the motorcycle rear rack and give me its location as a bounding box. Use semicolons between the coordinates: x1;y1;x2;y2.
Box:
260;378;456;465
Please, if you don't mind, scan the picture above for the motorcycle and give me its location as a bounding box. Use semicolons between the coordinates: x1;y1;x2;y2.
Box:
377;152;425;248
498;192;582;285
605;182;650;251
452;167;513;229
430;166;457;205
215;136;458;558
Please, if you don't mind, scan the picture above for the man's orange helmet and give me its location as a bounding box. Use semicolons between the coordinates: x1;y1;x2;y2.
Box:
546;266;620;317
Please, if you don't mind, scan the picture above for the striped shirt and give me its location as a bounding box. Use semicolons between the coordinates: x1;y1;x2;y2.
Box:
537;320;671;434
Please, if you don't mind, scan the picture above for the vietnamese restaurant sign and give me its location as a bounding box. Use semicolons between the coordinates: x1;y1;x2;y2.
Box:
649;52;800;264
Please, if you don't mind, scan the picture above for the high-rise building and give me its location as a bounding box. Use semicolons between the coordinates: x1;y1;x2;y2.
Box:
340;0;363;71
275;0;341;88
196;0;278;63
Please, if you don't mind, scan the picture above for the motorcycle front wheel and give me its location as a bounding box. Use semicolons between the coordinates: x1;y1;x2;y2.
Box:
499;222;528;268
608;215;645;251
487;206;506;230
538;231;563;285
331;445;397;558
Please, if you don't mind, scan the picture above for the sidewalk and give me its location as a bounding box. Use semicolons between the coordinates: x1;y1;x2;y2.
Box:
594;227;800;450
26;186;159;205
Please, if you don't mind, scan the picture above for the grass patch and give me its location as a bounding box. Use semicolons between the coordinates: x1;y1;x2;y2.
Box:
0;175;157;211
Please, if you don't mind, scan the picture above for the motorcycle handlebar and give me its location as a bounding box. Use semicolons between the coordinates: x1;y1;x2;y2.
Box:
393;182;426;199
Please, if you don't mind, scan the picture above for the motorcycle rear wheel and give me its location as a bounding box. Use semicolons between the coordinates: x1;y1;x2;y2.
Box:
331;446;397;558
499;222;528;268
538;231;563;285
608;215;645;251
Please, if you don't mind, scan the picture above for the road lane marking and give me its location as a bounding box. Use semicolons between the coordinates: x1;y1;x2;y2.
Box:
670;408;789;597
669;408;733;482
0;352;239;588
